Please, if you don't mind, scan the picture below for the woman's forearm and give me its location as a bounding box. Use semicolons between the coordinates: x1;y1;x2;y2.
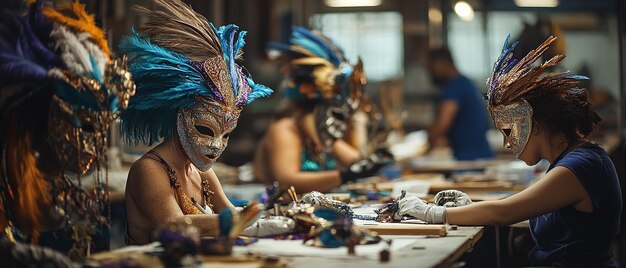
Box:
446;201;518;226
276;171;342;193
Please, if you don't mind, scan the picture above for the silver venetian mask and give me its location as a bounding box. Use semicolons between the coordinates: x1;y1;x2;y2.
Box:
488;99;533;156
312;60;366;149
177;98;241;171
314;97;351;149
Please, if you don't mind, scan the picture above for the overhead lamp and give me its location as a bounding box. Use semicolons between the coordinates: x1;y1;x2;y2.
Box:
514;0;559;8
325;0;382;7
454;1;474;21
428;7;443;24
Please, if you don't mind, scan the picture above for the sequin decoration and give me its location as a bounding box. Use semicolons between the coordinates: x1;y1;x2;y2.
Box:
177;98;241;171
488;99;532;156
299;191;376;221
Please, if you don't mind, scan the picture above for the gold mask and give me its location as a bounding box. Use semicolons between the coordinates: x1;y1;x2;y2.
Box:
488;99;533;156
47;58;135;175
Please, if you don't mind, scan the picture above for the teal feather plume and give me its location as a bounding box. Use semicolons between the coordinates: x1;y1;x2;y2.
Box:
245;78;273;105
216;24;241;98
118;29;214;145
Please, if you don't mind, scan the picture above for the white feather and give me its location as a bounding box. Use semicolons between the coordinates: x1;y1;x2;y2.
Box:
50;24;92;75
78;32;107;79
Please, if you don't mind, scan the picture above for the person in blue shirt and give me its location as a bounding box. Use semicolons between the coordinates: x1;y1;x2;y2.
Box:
396;36;622;267
426;47;494;160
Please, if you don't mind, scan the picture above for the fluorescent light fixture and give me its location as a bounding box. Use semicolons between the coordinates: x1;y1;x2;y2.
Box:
428;7;443;24
454;1;474;21
514;0;559;8
325;0;382;7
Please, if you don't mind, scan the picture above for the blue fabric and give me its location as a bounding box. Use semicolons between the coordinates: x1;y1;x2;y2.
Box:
440;75;494;160
300;150;336;172
529;143;622;267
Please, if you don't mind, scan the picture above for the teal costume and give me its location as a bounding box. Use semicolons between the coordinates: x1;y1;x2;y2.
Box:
301;150;337;171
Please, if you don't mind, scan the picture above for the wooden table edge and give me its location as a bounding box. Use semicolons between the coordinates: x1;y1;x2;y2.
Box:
434;227;484;268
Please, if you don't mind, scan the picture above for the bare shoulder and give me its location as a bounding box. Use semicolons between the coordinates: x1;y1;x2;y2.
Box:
266;118;299;141
126;156;171;191
268;118;298;134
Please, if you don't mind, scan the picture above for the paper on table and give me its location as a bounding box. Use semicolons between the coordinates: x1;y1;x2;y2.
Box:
233;238;416;260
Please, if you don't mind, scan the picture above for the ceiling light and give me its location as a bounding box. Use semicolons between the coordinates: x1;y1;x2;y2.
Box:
454;1;474;21
325;0;382;7
514;0;559;8
428;7;443;24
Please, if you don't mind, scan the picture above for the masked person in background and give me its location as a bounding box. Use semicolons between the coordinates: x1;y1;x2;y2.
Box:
0;0;135;262
119;0;292;245
396;36;621;267
253;27;394;193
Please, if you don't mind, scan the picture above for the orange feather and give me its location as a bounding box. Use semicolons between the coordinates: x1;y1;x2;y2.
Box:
42;1;111;57
6;125;51;243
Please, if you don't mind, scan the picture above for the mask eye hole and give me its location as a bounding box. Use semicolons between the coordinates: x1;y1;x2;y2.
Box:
223;132;231;139
502;128;512;136
330;110;345;121
195;125;214;137
81;124;95;133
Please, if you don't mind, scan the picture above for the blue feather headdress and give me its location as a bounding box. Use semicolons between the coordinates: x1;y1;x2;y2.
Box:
267;26;356;102
486;34;588;106
118;0;272;145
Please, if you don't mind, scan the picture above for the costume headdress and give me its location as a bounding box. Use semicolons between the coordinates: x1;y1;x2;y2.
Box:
119;0;272;171
486;35;588;155
0;0;135;259
269;26;364;107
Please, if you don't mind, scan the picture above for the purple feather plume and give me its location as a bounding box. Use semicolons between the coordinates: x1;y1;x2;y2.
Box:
189;61;225;103
0;2;61;85
235;70;249;106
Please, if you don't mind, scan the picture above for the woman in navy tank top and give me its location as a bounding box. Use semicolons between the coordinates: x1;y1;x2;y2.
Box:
395;36;622;267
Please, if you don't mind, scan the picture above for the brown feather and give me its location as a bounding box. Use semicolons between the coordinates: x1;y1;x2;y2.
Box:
491;36;581;106
134;0;221;61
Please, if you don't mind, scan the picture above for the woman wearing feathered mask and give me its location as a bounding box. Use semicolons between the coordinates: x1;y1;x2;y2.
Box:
394;36;621;267
253;27;394;193
119;0;297;244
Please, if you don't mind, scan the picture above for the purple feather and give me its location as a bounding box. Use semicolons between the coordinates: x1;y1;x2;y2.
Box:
235;70;249;106
29;0;54;45
189;61;225;103
0;55;49;84
228;29;238;97
22;17;64;68
0;5;54;85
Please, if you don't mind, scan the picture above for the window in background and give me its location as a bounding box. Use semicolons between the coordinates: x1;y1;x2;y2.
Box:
447;12;532;85
309;12;404;82
447;11;619;98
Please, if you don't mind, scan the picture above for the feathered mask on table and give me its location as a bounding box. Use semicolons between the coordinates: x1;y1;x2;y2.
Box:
0;0;135;259
119;0;272;171
486;35;588;156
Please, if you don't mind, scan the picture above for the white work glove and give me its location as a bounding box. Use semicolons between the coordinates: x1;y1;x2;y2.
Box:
434;190;473;207
394;195;446;224
241;216;295;237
